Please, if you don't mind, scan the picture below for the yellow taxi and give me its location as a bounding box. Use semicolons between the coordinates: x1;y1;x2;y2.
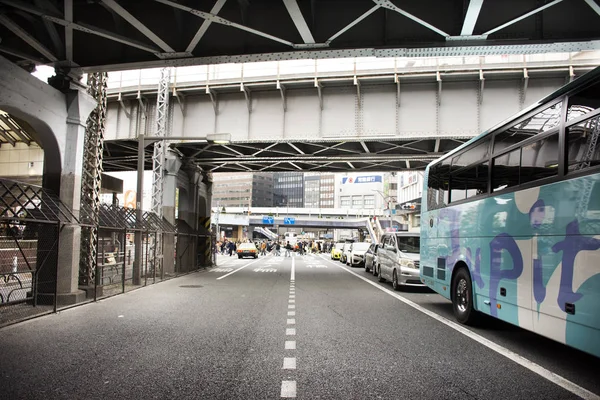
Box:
330;242;345;260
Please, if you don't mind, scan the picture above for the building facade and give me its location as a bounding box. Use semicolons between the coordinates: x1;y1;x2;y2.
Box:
397;170;424;231
319;174;335;208
273;172;304;207
212;172;273;208
304;174;320;208
337;173;384;211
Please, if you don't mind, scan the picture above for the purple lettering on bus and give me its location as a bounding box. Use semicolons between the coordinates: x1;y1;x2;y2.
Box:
465;247;484;289
474;247;485;289
530;199;547;304
529;199;545;229
551;220;600;311
489;233;523;317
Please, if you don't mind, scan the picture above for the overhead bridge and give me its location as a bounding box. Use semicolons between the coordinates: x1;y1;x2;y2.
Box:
102;58;599;172
216;213;378;242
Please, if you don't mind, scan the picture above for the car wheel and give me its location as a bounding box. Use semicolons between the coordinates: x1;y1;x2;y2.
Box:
238;255;242;259
452;268;479;325
255;255;258;259
378;265;385;282
392;270;401;291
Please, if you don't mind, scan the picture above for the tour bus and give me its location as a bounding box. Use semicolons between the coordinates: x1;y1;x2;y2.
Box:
420;66;600;358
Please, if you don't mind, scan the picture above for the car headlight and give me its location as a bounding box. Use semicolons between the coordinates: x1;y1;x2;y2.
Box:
399;258;415;268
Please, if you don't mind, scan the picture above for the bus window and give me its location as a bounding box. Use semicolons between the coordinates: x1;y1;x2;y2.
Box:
451;138;491;170
520;132;559;184
493;102;562;154
567;114;600;172
566;81;600;121
492;148;521;192
427;160;450;210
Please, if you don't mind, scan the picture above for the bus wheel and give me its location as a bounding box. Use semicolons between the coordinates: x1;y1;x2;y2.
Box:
392;270;401;291
452;268;478;325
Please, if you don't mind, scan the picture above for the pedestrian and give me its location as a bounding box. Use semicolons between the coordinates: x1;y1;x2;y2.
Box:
260;241;267;256
285;241;292;257
297;241;304;256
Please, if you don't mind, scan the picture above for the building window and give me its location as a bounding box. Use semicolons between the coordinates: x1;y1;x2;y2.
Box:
352;196;362;208
364;195;375;208
340;196;351;207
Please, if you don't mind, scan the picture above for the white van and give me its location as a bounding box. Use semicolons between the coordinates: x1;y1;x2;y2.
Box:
377;233;423;290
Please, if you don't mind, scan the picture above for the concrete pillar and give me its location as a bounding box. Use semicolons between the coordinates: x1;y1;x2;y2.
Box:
55;89;97;304
162;150;182;275
0;56;95;305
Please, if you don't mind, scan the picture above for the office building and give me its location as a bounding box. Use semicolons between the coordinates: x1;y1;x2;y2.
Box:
212;172;273;208
273;172;304;207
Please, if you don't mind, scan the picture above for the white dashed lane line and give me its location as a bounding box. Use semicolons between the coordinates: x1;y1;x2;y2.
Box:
281;256;297;398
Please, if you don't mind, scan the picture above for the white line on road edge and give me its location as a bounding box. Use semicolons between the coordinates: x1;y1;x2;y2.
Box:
281;381;296;398
216;258;262;280
318;255;600;400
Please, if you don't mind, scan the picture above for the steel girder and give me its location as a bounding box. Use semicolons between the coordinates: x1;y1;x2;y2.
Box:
0;1;600;71
149;67;171;280
79;72;108;287
102;137;464;173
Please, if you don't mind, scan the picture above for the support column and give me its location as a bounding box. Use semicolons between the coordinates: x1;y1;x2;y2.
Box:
79;72;108;296
55;89;97;304
162;149;182;276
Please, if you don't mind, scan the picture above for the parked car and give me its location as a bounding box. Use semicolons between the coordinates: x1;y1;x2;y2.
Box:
376;233;422;290
340;241;354;264
331;242;344;260
347;242;371;267
237;242;258;259
364;243;379;274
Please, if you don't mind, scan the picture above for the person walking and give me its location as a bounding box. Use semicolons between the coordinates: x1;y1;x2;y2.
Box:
260;241;267;256
285;241;292;257
275;242;281;256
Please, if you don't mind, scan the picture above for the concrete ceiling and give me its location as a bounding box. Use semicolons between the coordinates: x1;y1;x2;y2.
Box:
1;0;600;73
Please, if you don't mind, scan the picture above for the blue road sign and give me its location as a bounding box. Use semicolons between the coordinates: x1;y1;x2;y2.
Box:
283;217;296;225
263;216;274;224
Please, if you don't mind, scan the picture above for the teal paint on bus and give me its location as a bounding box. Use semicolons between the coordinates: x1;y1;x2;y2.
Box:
421;171;600;357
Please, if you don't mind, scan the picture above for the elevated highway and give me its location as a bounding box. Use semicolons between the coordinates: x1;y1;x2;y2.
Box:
102;57;600;172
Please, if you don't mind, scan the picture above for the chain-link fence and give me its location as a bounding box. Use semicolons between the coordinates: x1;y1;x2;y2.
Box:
0;179;71;326
0;178;212;326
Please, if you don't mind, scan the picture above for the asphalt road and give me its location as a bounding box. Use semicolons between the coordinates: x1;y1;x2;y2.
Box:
0;252;598;399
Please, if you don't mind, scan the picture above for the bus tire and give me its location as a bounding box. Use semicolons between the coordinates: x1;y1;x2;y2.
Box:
452;267;478;325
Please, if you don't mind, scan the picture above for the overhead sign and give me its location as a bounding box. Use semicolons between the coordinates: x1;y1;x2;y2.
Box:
263;216;274;224
284;217;296;225
342;175;382;184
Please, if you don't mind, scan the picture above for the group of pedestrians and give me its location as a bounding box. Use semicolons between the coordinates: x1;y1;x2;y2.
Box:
216;237;336;258
217;239;238;256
